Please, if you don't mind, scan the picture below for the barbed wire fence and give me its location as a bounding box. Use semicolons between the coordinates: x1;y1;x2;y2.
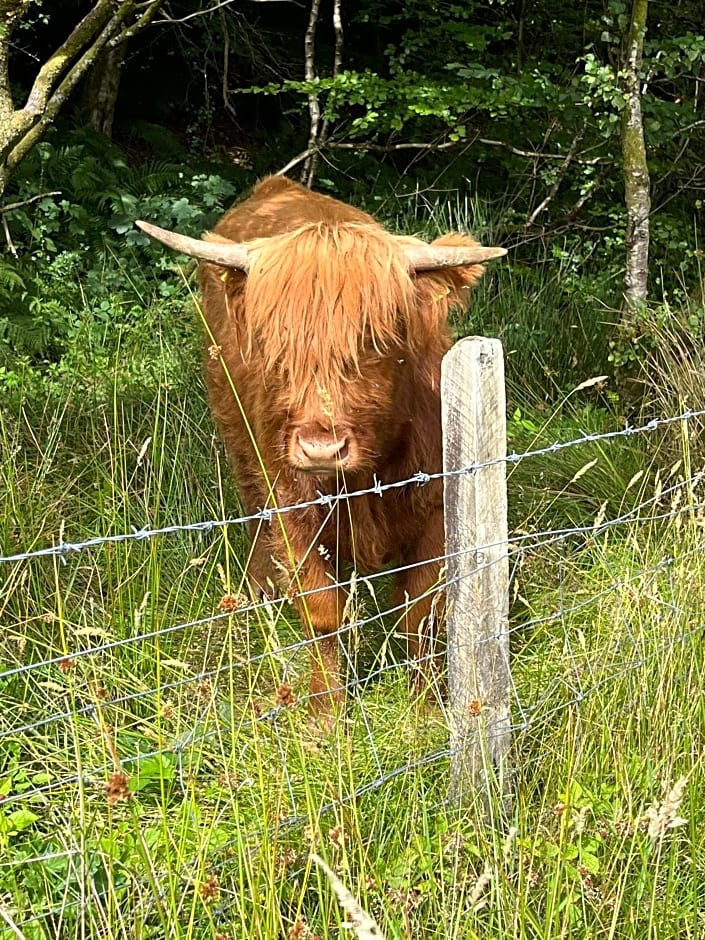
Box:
2;337;705;933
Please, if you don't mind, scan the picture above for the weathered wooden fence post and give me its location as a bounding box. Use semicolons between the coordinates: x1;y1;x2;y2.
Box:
441;336;511;808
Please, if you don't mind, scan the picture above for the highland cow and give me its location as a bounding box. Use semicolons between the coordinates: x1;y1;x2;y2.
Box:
137;175;505;715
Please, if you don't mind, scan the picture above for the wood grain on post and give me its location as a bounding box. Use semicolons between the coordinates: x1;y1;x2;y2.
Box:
441;336;511;807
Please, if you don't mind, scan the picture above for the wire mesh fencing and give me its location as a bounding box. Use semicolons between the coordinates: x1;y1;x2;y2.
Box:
2;359;705;934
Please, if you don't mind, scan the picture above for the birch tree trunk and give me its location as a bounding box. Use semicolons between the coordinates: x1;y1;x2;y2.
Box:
622;0;650;309
300;0;344;187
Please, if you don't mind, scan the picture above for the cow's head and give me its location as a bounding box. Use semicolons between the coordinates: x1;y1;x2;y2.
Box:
137;219;506;478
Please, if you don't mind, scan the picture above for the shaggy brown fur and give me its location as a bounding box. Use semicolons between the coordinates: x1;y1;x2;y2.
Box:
198;175;485;714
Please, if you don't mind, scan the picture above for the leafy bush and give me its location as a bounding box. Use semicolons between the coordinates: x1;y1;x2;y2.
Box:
0;126;246;391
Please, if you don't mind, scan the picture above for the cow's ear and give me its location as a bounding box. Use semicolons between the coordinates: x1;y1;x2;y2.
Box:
426;232;486;295
198;258;247;307
414;262;485;309
197;262;248;360
412;235;485;339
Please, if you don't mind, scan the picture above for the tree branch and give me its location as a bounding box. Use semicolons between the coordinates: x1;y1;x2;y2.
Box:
7;10;130;174
21;0;116;121
154;0;300;25
278;136;464;176
219;7;238;120
277;128;613;179
477;135;608;165
4;1;165;176
1;189;61;255
0;190;61;214
0;0;35;125
526;133;582;225
124;0;166;40
563;167;609;222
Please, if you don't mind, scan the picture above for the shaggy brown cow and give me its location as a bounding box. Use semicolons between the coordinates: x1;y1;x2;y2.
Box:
137;176;505;714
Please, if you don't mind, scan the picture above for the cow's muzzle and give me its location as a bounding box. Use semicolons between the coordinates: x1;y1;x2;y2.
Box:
291;429;351;473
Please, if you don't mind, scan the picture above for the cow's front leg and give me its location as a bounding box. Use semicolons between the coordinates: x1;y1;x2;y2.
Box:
245;515;278;600
392;510;446;695
223;460;278;600
277;517;346;720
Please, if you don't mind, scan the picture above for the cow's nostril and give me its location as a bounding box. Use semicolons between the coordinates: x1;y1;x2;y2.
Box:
297;435;349;465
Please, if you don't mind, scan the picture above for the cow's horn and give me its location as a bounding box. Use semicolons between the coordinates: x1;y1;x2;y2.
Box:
405;244;508;271
135;221;252;271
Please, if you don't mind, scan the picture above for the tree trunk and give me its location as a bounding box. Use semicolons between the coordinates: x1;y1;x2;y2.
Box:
0;0;32;194
622;0;650;309
0;1;164;202
301;0;344;187
83;39;127;138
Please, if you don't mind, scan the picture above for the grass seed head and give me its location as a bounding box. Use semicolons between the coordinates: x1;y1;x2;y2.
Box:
468;863;493;911
646;775;688;841
311;853;385;940
276;682;297;707
105;771;132;806
218;593;249;613
199;873;220;904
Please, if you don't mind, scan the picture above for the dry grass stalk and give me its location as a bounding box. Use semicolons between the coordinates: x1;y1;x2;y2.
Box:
645;775;688;841
0;903;27;940
468;863;493;912
310;854;385;940
502;825;518;862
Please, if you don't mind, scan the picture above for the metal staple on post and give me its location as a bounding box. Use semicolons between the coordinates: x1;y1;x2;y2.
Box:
441;336;511;809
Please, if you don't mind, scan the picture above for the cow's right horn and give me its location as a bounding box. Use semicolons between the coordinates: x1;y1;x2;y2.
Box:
135;221;252;271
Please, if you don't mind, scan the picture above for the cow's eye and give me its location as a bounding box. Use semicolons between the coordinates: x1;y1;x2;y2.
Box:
340;357;360;380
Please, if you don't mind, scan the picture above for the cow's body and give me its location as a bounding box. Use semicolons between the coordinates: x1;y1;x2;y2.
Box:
139;175;499;713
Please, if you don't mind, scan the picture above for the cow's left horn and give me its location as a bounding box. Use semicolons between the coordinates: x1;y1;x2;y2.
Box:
135;221;252;271
405;244;507;271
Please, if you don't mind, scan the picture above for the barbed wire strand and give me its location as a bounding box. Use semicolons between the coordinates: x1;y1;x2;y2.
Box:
2;407;702;566
2;465;702;687
2;515;701;805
